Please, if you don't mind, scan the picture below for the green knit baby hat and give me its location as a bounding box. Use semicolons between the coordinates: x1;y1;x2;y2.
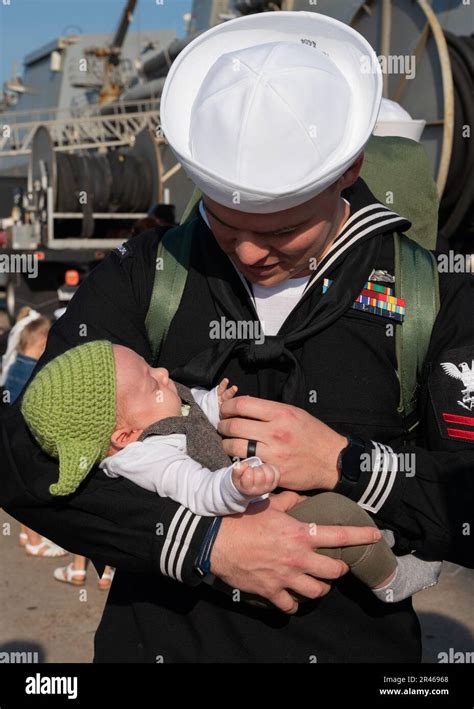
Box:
21;340;117;496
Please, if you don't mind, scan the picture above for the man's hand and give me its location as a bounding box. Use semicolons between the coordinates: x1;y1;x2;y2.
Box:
210;491;382;614
218;396;347;490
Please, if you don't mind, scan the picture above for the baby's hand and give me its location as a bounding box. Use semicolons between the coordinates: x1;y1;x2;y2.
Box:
217;378;238;408
232;461;280;497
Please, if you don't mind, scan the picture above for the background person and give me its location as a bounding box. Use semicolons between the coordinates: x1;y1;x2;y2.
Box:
3;312;67;558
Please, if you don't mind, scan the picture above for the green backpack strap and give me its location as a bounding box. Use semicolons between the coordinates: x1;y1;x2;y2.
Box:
145;219;196;366
394;232;440;423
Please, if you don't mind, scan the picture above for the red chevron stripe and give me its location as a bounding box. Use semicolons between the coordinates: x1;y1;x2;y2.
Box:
443;413;474;427
446;428;474;441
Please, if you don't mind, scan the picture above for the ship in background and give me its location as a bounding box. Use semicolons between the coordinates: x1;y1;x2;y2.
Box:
0;0;472;321
0;0;191;320
0;0;176;209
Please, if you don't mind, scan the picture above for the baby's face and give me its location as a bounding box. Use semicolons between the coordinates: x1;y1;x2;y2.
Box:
113;345;182;430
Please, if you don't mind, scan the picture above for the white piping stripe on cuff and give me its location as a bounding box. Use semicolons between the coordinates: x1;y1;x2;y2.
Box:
373;443;398;511
358;441;383;508
364;442;390;507
174;513;202;582
370;468;397;513
160;505;186;578
358;441;398;514
362;443;395;511
160;505;198;580
165;509;195;580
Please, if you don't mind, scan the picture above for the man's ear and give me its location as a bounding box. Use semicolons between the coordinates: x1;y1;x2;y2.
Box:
338;152;364;191
110;427;144;451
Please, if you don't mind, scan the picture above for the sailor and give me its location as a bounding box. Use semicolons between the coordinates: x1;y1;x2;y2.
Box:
1;12;473;663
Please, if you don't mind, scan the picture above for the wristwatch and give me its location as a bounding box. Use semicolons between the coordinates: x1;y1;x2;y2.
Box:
335;435;368;492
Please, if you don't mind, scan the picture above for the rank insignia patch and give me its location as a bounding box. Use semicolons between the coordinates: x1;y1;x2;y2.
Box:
323;279;406;322
429;346;474;441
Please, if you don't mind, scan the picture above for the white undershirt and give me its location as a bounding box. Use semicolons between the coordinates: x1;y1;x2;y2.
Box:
199;200;310;335
251;277;310;335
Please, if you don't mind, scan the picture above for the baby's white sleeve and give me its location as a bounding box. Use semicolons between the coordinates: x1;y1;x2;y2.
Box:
99;437;254;516
190;386;220;429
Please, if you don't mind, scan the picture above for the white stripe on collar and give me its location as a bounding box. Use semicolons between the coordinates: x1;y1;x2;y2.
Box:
306;213;406;292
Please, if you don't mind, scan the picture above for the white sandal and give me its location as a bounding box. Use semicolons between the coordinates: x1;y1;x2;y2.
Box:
54;562;86;586
98;567;115;591
25;537;68;558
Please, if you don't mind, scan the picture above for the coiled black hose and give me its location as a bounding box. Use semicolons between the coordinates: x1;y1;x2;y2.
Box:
55;151;152;216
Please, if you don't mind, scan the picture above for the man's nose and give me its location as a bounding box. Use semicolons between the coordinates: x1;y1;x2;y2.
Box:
234;238;270;266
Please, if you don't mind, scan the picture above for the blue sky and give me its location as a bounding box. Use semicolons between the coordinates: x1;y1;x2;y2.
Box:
0;0;193;84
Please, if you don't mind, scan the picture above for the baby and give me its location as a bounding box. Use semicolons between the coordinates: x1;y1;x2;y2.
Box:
21;340;440;603
22;340;278;511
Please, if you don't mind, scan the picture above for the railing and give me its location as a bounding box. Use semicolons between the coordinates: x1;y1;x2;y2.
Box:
0;97;161;123
0;99;162;157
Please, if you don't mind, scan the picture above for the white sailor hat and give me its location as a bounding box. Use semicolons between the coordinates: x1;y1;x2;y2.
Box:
373;98;426;143
161;11;382;214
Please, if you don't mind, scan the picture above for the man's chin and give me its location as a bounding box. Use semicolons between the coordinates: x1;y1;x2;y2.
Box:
238;264;288;286
248;275;285;287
